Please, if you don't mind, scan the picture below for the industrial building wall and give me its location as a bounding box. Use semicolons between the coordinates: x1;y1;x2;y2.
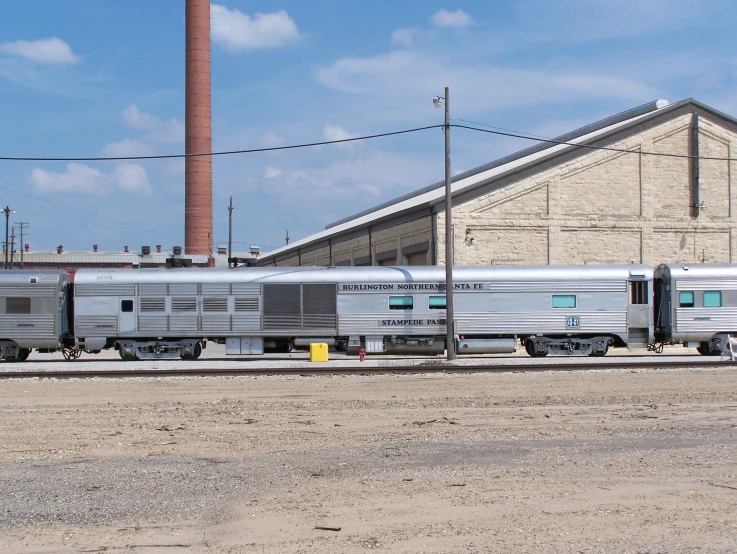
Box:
273;216;433;267
438;113;737;266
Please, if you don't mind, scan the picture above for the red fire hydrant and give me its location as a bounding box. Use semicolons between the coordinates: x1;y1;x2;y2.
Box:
359;346;366;362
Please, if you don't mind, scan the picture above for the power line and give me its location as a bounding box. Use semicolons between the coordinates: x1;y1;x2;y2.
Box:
0;125;443;162
452;123;737;161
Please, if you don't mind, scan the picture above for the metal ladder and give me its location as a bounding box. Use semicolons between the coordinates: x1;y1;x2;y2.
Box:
723;335;737;361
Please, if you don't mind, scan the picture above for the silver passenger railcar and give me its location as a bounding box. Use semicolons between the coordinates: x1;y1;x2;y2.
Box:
73;264;653;359
0;269;71;361
654;263;737;355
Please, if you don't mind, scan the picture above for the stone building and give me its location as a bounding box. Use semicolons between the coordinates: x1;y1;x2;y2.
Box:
256;99;737;268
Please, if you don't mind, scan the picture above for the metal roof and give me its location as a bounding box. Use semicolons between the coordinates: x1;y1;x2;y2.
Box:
258;98;736;265
15;252;212;264
73;264;652;286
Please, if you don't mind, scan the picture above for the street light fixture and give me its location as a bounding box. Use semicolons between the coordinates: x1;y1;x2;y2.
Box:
1;206;15;270
433;87;455;360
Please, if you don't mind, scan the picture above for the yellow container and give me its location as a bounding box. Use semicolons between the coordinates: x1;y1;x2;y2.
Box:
310;343;329;362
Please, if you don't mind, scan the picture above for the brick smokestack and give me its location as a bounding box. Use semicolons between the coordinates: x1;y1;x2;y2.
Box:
185;0;213;255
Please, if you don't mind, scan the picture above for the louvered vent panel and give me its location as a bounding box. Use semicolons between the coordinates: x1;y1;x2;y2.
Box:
263;284;300;330
231;283;260;295
303;314;336;328
139;283;168;295
302;284;336;329
201;283;231;295
169;283;198;295
234;297;259;311
140;297;166;312
0;286;55;298
75;284;136;297
203;297;228;312
172;297;197;311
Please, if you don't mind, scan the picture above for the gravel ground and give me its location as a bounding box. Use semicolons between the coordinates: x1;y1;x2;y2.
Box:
0;365;736;553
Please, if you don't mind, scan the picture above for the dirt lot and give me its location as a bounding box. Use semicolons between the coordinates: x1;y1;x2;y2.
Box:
0;365;736;553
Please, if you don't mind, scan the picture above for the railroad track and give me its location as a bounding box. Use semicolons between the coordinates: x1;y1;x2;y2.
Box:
0;355;733;379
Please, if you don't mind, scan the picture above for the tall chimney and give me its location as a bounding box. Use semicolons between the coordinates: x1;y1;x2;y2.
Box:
93;244;98;253
185;0;213;256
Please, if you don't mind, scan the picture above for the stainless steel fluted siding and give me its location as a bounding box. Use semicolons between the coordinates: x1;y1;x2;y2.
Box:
0;315;55;338
76;316;118;335
675;308;737;332
338;311;627;335
676;279;737;290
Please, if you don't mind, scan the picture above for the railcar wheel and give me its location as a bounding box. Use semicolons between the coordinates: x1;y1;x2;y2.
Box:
525;340;547;357
118;348;138;361
696;344;709;356
182;343;202;360
590;344;609;357
18;348;30;361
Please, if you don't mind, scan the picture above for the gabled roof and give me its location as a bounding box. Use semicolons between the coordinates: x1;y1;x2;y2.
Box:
258;98;737;264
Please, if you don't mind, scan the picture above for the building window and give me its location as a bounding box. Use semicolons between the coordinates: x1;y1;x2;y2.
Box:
703;291;722;308
6;297;31;314
389;296;413;310
429;296;446;309
679;291;694;308
121;300;133;313
552;295;576;309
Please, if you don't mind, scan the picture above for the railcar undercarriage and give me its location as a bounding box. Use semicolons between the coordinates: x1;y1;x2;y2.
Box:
523;335;613;357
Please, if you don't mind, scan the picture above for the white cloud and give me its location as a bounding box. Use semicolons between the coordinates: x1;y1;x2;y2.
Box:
264;166;282;179
430;9;474;28
30;163;110;195
323;124;354;143
391;27;417;47
121;104;183;143
211;5;300;51
29;163;150;195
100;138;156;158
0;37;80;64
112;164;152;194
260;131;285;147
315;50;656;115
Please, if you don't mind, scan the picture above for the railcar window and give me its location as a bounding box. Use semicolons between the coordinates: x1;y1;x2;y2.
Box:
429;296;446;309
121;300;133;312
629;281;648;304
679;291;694;308
704;291;722;308
389;296;413;310
552;295;576;309
6;297;31;314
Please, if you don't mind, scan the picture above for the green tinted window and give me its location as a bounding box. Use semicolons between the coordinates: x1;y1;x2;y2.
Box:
429;296;446;309
552;295;576;309
703;291;722;308
389;296;413;310
679;291;694;307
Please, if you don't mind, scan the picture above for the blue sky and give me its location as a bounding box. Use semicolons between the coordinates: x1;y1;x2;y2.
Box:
0;1;735;253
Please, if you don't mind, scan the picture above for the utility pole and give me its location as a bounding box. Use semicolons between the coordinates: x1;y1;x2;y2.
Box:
15;222;28;269
1;206;14;270
227;195;233;267
286;230;290;245
9;227;15;269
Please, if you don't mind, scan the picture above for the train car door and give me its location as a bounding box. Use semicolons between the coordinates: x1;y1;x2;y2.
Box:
119;298;137;334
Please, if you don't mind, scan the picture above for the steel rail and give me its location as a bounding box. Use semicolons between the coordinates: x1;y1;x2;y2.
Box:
0;357;732;379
